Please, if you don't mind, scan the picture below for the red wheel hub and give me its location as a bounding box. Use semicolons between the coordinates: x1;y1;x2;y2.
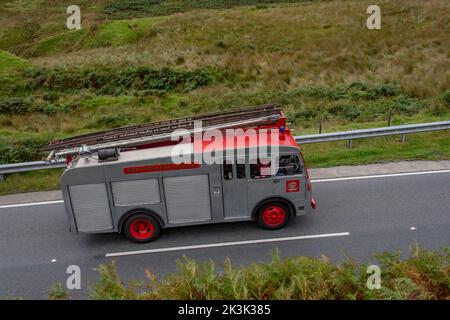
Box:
262;205;286;226
129;219;154;240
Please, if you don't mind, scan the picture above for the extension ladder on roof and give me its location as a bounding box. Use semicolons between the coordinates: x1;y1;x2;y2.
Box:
43;104;284;160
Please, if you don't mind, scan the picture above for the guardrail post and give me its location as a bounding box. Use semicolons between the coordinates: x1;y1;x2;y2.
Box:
0;174;4;183
348;139;353;149
401;133;406;143
387;107;393;127
318;116;323;134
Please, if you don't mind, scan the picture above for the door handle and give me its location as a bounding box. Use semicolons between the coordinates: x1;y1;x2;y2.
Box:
273;178;280;183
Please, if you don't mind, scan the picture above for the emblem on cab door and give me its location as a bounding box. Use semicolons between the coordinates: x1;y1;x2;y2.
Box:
286;180;300;192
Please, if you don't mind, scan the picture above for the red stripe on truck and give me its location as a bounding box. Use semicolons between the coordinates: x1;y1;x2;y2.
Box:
124;163;200;174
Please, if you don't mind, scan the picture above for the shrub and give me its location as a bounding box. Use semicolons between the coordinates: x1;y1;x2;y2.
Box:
359;101;390;121
295;85;348;100
175;56;185;65
0;97;33;114
89;246;450;300
103;0;316;19
37;103;73;115
291;83;402;101
86;112;132;129
328;104;361;120
431;91;450;115
370;84;402;98
0;96;73;115
25;67;215;95
47;283;69;300
42;91;59;102
391;96;427;115
287;106;318;121
90;261;139;300
442;91;450;108
0;136;48;164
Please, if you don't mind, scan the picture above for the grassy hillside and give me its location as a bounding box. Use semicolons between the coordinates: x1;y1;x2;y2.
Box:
0;0;449;193
0;49;30;73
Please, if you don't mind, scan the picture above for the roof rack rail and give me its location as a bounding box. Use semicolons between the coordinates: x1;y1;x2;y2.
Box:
43;104;284;160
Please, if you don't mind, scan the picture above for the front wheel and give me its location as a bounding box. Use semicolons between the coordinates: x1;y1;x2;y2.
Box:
123;213;161;243
256;202;291;230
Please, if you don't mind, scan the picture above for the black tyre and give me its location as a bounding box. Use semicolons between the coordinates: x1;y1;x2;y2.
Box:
123;213;161;243
256;202;291;230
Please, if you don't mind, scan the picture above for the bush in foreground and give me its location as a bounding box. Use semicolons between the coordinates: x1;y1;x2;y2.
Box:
90;245;449;300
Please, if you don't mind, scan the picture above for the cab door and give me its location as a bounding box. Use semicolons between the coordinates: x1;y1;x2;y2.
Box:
246;157;277;215
272;154;306;209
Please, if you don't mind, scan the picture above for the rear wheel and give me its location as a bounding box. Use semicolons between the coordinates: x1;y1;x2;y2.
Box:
123;213;161;243
256;202;290;230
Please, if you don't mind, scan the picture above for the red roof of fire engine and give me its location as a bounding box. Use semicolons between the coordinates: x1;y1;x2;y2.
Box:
193;125;299;153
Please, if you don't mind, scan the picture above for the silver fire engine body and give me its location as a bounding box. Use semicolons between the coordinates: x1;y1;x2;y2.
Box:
60;143;313;234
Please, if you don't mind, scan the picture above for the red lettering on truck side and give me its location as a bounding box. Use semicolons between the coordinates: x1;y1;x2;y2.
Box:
124;163;200;174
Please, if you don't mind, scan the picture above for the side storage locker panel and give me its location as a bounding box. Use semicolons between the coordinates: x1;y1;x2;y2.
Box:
69;183;113;232
163;175;211;224
111;179;160;206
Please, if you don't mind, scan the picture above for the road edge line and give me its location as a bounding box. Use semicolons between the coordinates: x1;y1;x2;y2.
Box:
105;232;351;258
0;200;64;209
311;169;450;183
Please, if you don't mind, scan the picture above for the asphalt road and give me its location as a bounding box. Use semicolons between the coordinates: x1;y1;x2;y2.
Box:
0;171;449;299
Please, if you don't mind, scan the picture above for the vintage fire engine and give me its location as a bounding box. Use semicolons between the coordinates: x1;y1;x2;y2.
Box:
43;105;316;242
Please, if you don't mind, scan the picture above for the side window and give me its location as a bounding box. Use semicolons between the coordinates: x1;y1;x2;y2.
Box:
223;162;233;180
236;163;246;179
250;158;272;179
276;155;303;176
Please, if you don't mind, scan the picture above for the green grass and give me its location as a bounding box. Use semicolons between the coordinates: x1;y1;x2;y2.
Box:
33;30;87;56
0;49;30;73
88;246;450;300
0;24;35;51
0;169;62;196
77;94;137;109
0;50;31;91
31;16;166;56
89;17;165;47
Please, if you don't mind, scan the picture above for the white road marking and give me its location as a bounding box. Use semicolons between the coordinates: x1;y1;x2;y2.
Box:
105;232;350;258
1;169;449;209
311;169;450;183
0;200;63;209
